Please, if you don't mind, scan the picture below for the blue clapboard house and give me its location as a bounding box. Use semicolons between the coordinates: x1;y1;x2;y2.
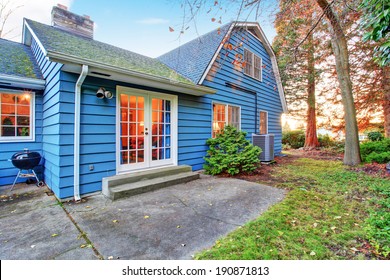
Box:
0;5;287;200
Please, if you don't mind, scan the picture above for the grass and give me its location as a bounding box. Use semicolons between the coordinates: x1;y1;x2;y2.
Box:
195;157;390;260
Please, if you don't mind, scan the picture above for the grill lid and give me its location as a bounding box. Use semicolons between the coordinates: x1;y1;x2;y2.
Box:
11;150;41;170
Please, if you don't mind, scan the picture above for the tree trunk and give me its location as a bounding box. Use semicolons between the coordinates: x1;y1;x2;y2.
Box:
304;32;319;149
316;0;361;165
383;66;390;137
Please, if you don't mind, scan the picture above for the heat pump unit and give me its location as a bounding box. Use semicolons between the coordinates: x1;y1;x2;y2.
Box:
252;134;275;162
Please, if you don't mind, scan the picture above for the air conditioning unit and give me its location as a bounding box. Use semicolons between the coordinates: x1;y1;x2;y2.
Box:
252;134;275;162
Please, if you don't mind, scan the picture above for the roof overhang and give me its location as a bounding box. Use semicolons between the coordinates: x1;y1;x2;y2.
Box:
199;22;288;113
22;19;215;97
0;74;45;90
48;51;215;96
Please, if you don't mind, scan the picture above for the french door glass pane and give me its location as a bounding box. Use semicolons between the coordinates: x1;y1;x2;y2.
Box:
120;94;145;164
120;94;173;166
151;98;171;161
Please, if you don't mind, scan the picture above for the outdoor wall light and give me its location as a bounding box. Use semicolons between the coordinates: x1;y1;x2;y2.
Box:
96;87;114;99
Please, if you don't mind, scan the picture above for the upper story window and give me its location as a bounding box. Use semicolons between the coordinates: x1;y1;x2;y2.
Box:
244;49;262;81
212;103;240;138
0;91;35;142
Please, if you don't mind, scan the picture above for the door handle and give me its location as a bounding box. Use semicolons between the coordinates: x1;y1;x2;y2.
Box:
144;132;149;135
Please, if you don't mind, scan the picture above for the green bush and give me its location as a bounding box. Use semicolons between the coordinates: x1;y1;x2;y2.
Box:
360;138;390;163
367;131;384;142
318;134;335;147
282;130;305;149
204;126;261;175
365;152;390;164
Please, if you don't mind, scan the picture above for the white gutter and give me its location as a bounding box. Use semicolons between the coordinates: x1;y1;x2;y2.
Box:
46;51;216;96
0;74;46;90
74;65;88;201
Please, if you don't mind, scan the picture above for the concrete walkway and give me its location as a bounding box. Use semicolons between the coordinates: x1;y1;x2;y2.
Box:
0;174;286;260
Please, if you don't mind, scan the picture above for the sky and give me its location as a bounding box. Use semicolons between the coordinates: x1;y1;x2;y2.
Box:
3;0;278;58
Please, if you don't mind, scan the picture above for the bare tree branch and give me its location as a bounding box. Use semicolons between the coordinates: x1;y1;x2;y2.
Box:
0;0;23;38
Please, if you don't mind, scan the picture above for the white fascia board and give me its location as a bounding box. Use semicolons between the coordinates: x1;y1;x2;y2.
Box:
22;20;215;96
198;22;236;84
47;51;216;96
0;74;45;90
199;21;288;113
22;20;48;56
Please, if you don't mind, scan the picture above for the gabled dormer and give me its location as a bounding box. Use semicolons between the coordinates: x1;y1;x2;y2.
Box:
158;21;287;113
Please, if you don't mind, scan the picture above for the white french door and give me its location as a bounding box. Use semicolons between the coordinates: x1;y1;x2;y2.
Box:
117;86;177;173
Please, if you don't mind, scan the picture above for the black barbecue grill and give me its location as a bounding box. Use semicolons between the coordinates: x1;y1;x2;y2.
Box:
9;149;44;191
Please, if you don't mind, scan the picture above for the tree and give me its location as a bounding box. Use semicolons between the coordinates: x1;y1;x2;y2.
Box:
317;6;386;135
359;0;390;137
0;0;22;39
315;0;361;165
178;0;362;165
273;0;323;149
382;65;390;137
359;0;390;66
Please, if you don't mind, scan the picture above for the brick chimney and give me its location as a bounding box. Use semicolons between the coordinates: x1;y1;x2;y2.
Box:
51;4;94;39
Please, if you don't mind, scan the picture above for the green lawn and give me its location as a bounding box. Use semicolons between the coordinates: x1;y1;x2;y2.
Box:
196;157;390;260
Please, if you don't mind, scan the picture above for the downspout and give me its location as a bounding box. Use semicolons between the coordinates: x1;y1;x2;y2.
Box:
74;65;88;201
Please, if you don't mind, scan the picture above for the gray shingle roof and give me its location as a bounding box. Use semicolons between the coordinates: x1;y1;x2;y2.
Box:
157;22;233;84
0;38;42;79
25;19;193;85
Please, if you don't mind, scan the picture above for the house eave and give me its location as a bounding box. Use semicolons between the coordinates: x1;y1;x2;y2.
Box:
199;21;288;113
47;51;216;96
0;74;45;90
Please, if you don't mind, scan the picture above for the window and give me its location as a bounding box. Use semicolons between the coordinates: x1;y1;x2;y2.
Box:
259;111;268;134
244;49;262;81
0;91;34;141
212;103;240;138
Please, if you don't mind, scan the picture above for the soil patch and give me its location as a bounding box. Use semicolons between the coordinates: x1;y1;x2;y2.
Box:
224;149;389;185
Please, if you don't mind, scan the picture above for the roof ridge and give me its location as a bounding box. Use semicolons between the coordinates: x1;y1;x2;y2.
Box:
157;22;237;84
24;18;194;85
157;21;233;59
24;18;157;61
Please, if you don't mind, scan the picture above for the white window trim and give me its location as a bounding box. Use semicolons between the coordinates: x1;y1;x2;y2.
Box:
244;48;262;82
211;102;241;137
0;90;35;142
259;110;268;134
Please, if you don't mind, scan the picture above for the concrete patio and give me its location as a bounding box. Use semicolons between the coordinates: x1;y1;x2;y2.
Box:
0;174;286;260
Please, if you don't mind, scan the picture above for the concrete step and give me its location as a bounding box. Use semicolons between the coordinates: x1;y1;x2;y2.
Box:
102;165;199;200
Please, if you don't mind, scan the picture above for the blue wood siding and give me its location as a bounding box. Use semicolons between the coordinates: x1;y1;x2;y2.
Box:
0;93;43;186
177;29;284;170
27;40;117;199
177;94;210;170
1;28;284;198
29;38;68;198
203;29;284;152
78;77;116;196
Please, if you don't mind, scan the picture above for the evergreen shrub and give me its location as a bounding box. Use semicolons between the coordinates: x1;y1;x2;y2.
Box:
204;126;261;175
